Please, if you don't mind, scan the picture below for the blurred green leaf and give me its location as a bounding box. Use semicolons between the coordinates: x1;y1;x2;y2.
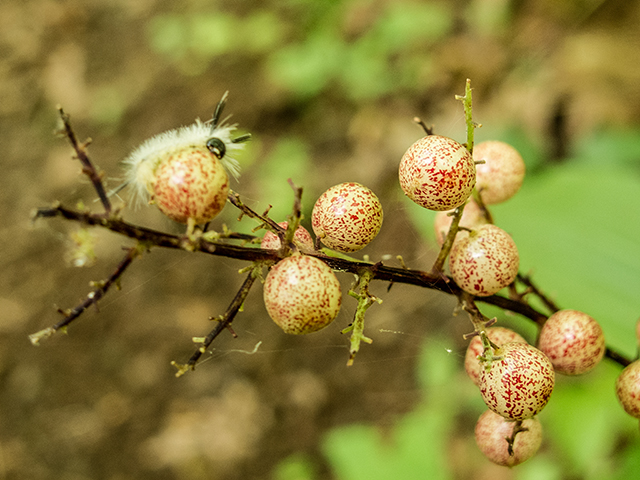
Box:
146;14;188;59
242;11;286;53
370;2;453;53
541;361;638;479
257;137;312;221
574;127;640;171
491;163;640;358
267;28;345;97
273;453;317;480
189;13;237;57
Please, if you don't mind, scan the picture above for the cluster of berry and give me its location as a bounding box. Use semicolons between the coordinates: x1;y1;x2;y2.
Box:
121;93;636;467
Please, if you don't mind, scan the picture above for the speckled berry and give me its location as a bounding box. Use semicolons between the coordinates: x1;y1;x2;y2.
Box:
538;309;605;375
152;146;230;224
433;197;488;246
465;327;528;386
399;135;476;211
449;224;519;297
311;182;383;253
261;221;315;251
123;96;246;225
615;360;640;418
474;141;526;205
479;342;555;420
475;409;542;467
263;254;342;335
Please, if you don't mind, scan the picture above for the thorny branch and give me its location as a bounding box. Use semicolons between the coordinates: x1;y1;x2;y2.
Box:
30;104;634;371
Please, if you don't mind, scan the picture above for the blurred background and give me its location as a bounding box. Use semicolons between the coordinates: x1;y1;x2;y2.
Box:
2;0;640;478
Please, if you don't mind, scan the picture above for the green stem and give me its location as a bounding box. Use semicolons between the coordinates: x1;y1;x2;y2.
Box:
430;80;479;274
342;270;380;366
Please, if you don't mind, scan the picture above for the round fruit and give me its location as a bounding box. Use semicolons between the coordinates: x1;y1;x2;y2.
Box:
123;94;245;224
263;254;342;334
261;221;314;251
311;182;383;253
475;409;542;467
433;197;487;246
538;309;605;375
399;135;476;211
479;342;555;420
474;140;525;205
152;147;230;224
449;224;519;297
615;360;640;418
465;327;528;386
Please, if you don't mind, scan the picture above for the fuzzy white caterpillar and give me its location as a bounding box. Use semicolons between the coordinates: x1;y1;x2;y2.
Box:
120;92;250;225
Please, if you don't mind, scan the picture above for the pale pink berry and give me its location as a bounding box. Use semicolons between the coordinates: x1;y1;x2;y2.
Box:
538;309;605;375
152;147;230;224
123;103;245;225
465;327;528;386
263;254;342;335
615;360;640;418
399;135;476;211
479;342;555;420
311;182;383;253
449;224;519;297
475;409;542;467
433;197;488;246
261;221;314;251
474;140;526;205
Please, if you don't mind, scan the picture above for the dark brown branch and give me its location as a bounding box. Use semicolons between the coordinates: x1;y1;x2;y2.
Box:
32;202;634;368
29;244;141;344
57;107;112;214
516;272;561;314
172;266;260;376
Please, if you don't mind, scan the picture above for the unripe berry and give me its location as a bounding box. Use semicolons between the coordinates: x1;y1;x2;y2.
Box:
263;254;342;335
151;147;230;224
261;221;314;251
449;224;519;297
311;182;383;253
433;197;487;246
399;135;476;211
615;360;640;418
465;327;527;386
479;342;555;420
475;409;542;467
473;140;525;205
123;94;245;225
538;309;605;375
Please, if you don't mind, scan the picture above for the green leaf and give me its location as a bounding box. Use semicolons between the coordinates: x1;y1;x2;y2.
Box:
491;163;640;358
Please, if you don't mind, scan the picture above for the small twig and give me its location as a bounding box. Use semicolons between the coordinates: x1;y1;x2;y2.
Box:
57;106;112;214
413;117;434;135
171;263;262;376
342;269;380;365
29;244;143;344
516;273;561;315
228;190;285;237
506;420;528;456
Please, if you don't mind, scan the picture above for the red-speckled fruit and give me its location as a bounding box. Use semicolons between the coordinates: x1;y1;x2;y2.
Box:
433;197;488;245
479;342;555;420
311;182;383;253
261;221;315;251
399;135;476;211
465;327;528;386
538;309;605;375
475;409;542;467
263;254;342;334
449;224;519;296
474;141;526;205
616;360;640;418
152;146;229;224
